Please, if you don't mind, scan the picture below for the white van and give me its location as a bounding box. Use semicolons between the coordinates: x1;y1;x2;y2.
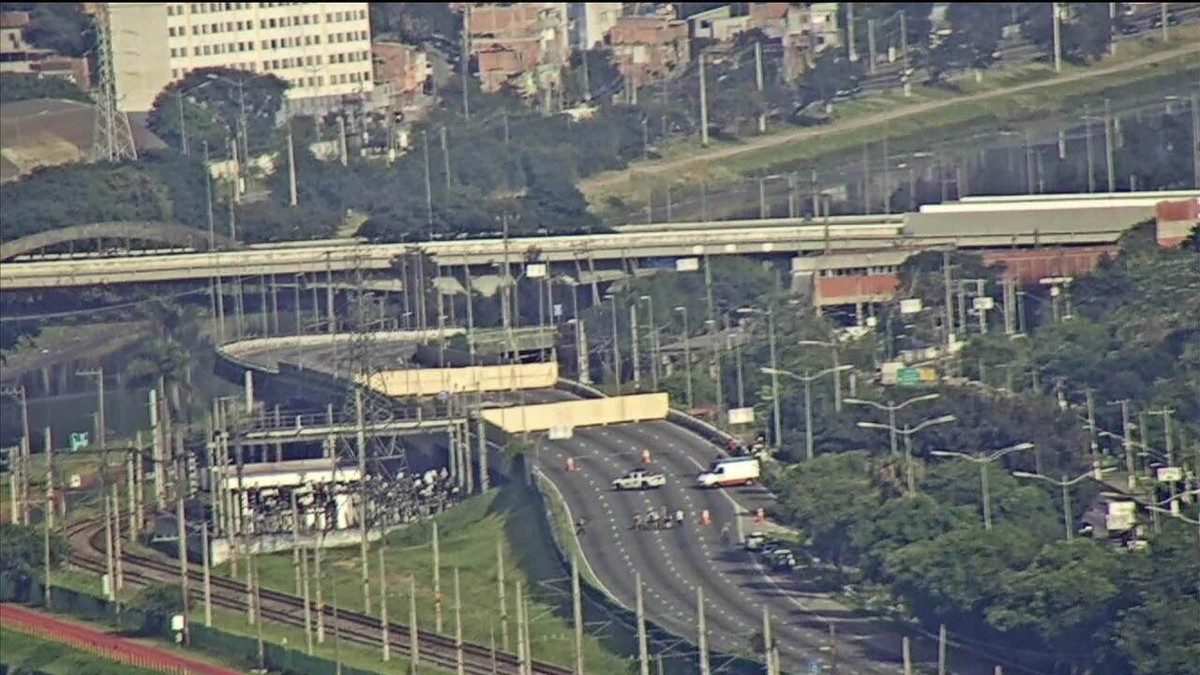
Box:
696;457;760;488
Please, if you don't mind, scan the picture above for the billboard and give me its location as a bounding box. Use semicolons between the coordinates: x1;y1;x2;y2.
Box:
727;407;756;425
675;258;700;272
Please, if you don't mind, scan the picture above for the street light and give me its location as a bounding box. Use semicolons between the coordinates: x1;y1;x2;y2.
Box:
762;365;852;461
638;295;659;390
930;442;1034;529
844;394;940;456
605;294;622;395
738;307;780;447
796;340;844;411
674;306;693;410
858;414;956;495
1013;468;1114;541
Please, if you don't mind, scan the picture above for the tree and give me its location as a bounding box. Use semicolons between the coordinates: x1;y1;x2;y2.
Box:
0;523;68;583
369;3;461;57
0;72;90;103
129;582;186;618
147;67;289;157
20;3;93;58
1115;525;1200;675
850;493;974;578
0;164;176;242
1021;3;1112;65
925;3;1007;81
987;539;1123;670
772;451;882;570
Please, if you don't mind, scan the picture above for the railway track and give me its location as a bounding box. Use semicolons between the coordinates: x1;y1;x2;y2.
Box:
63;516;573;675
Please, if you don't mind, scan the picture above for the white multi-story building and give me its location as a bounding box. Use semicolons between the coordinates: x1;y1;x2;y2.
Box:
105;2;373;115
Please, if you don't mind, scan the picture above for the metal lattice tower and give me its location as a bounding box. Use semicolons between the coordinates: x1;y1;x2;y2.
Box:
87;4;138;163
335;244;417;531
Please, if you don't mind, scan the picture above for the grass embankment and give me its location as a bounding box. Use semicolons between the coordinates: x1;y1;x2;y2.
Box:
583;28;1200;213
0;626;163;675
230;487;629;674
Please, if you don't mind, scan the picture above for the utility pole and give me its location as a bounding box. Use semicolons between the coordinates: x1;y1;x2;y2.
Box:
455;567;465;674
1191;93;1200;189
635;573;649;675
409;576;420;674
571;557;584;675
515;581;527;674
1161;2;1169;41
354;389;371;616
176;455;190;643
1052;3;1063;73
942;250;955;354
202;519;212;628
315;542;325;643
497;538;509;650
902;637;913;675
43;462;51;605
423;131;434;230
290;491;302;596
379;547;388;658
79;369;112;599
433;520;443;633
287;121;298;207
696;587;710;675
461;4;471;120
1104;99;1115;192
1;386;30;525
1085;104;1096;193
847;3;857;62
867;18;877;75
1113;399;1137;490
754;41;765;133
698;52;709;147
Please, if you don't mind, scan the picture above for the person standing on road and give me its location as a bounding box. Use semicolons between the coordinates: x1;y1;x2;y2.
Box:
675;509;685;527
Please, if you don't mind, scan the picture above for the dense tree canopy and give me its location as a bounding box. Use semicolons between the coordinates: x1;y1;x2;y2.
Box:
147;67;290;158
0;72;90;104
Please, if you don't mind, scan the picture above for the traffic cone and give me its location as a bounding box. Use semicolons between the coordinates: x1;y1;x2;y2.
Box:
699;509;711;525
566;457;577;472
755;508;766;523
641;449;653;464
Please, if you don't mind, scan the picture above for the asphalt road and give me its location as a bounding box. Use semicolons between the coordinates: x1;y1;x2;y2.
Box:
528;409;1022;674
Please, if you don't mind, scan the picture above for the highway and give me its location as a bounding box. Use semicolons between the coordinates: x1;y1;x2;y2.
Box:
520;390;1022;674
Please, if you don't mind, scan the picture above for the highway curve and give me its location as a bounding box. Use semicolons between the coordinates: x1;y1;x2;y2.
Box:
534;414;1035;675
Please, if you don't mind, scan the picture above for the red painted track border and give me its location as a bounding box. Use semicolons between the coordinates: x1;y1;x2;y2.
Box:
0;603;240;675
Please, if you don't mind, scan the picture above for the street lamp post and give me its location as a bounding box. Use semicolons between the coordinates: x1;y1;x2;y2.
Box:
605;294;622;395
639;296;659;390
858;415;957;494
797;340;843;411
675;306;693;410
738;307;780;448
1013;468;1114;541
762;366;852;461
844;394;940;457
931;442;1034;529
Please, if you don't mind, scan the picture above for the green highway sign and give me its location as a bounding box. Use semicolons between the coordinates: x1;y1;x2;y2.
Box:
69;432;89;452
896;367;922;386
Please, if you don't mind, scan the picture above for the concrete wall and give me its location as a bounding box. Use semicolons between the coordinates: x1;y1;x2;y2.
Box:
482;392;668;432
360;362;559;396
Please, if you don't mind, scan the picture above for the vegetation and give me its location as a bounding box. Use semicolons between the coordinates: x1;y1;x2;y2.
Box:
237;487;628;672
147;67;290;159
0;523;69;584
0;72;90;104
586;224;1198;674
0;626;163;675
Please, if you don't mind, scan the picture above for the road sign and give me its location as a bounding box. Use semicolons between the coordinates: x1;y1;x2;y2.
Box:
727;407;755;425
549;425;574;440
553;303;564;318
899;298;923;315
675;257;700;272
807;659;823;674
525;263;548;279
69;432;89;452
896;367;922;387
1157;466;1183;482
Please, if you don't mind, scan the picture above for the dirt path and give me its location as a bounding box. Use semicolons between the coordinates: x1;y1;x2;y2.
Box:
580;42;1200;195
0;603;241;675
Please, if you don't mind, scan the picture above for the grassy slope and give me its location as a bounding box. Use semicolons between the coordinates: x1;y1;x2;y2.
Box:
234;487;630;674
0;625;173;675
581;29;1200;208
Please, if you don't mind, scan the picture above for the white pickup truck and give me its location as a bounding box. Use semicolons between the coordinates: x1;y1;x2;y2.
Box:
612;469;666;491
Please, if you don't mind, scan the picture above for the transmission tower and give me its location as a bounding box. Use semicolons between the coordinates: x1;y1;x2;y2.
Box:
335;244;418;532
87;3;138;163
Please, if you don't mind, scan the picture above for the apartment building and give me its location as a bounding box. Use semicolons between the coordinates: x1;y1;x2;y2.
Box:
462;3;569;96
1;11;91;87
104;2;373;114
607;15;690;88
568;2;622;50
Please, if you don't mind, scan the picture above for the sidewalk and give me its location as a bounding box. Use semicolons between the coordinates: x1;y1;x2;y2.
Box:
0;603;240;675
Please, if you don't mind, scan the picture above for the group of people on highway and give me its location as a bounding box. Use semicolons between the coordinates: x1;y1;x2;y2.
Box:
631;506;687;531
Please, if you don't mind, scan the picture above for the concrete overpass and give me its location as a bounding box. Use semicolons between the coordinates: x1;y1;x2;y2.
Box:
1;193;1191;291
